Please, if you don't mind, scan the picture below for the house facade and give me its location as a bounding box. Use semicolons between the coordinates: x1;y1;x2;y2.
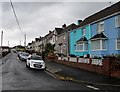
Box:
70;24;91;57
70;1;120;57
54;27;64;54
55;24;77;56
90;2;120;57
35;38;40;53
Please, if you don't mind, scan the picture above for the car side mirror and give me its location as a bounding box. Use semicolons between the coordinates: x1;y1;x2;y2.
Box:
28;58;30;60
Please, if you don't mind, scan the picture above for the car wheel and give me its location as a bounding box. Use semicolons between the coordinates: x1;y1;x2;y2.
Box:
28;63;31;69
26;64;28;68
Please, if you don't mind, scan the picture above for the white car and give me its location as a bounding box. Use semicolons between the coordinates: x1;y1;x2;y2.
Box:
26;55;45;69
19;52;29;61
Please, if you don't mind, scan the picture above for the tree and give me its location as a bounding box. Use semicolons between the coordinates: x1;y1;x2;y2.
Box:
45;43;54;56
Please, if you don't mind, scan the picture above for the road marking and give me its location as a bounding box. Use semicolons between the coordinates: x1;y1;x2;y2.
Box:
86;85;100;90
44;70;57;79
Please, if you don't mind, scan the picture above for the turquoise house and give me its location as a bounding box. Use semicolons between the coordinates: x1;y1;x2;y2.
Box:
69;24;91;57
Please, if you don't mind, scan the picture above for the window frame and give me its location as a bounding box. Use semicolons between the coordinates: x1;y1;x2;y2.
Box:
116;39;120;50
97;21;104;33
115;15;120;28
76;42;88;52
82;28;86;36
91;39;107;51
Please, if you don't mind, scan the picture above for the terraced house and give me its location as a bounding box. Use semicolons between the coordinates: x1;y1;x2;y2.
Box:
55;23;77;56
69;20;91;57
70;1;120;58
90;1;120;57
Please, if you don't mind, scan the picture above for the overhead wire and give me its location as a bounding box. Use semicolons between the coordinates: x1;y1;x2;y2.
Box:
9;0;27;46
10;0;24;34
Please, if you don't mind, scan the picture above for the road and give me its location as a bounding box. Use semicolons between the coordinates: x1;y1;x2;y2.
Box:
2;53;92;90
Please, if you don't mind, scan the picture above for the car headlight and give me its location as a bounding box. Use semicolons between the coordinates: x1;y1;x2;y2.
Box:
31;61;34;63
41;62;45;65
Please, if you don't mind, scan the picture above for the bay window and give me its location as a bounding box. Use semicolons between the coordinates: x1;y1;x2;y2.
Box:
117;39;120;50
76;42;88;51
92;39;107;50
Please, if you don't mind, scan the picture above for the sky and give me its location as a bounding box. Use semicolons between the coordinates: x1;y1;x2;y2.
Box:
1;0;119;47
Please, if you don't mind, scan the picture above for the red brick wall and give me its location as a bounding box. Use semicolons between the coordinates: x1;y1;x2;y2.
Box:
47;57;120;78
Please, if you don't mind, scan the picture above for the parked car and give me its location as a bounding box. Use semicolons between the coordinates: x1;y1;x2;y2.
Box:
26;55;45;69
17;51;22;58
19;52;29;61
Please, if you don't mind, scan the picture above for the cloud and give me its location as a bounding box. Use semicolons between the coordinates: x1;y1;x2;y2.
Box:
2;2;112;47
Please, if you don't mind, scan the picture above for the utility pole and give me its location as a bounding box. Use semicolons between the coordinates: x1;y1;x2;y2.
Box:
24;34;26;47
1;31;3;49
8;41;10;47
1;31;3;59
19;40;21;46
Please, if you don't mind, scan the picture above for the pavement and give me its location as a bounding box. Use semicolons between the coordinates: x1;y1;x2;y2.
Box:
0;54;9;66
45;60;120;87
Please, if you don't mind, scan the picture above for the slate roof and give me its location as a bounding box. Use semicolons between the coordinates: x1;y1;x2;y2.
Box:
28;43;32;45
76;1;120;28
44;31;54;40
0;46;9;49
55;28;63;35
63;23;77;32
76;37;88;43
56;23;77;36
35;38;40;42
90;32;107;40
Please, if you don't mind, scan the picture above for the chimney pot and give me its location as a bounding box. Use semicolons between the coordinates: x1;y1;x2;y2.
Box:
62;24;66;29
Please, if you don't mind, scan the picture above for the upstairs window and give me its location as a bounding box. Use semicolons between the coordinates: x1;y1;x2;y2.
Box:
82;28;86;36
116;39;120;50
115;15;120;27
97;21;104;33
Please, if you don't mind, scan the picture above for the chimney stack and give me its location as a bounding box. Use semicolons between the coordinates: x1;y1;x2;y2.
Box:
77;20;82;25
62;24;66;29
49;30;52;34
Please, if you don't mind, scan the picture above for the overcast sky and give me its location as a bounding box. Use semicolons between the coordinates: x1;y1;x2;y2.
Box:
1;1;119;47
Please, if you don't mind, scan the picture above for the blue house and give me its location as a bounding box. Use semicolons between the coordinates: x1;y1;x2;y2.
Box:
69;21;91;57
90;2;120;57
69;2;120;57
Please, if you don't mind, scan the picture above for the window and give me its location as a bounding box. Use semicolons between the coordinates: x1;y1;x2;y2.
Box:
79;43;83;51
117;39;120;50
76;42;88;51
102;40;107;49
63;35;66;40
84;43;88;50
63;43;66;48
92;40;100;50
82;28;86;36
97;21;104;33
115;15;120;27
74;45;77;51
91;39;107;50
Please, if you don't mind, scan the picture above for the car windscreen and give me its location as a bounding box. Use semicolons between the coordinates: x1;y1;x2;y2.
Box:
31;56;42;60
23;53;29;56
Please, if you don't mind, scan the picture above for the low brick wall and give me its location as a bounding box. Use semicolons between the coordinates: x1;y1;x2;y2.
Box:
47;57;120;78
51;59;109;75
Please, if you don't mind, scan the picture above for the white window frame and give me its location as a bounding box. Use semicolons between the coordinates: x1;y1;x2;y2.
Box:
76;42;88;52
97;21;104;33
116;39;120;50
115;15;120;28
82;28;86;36
91;39;107;51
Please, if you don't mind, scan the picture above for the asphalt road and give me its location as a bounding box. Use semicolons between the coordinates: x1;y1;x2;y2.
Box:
2;53;92;90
